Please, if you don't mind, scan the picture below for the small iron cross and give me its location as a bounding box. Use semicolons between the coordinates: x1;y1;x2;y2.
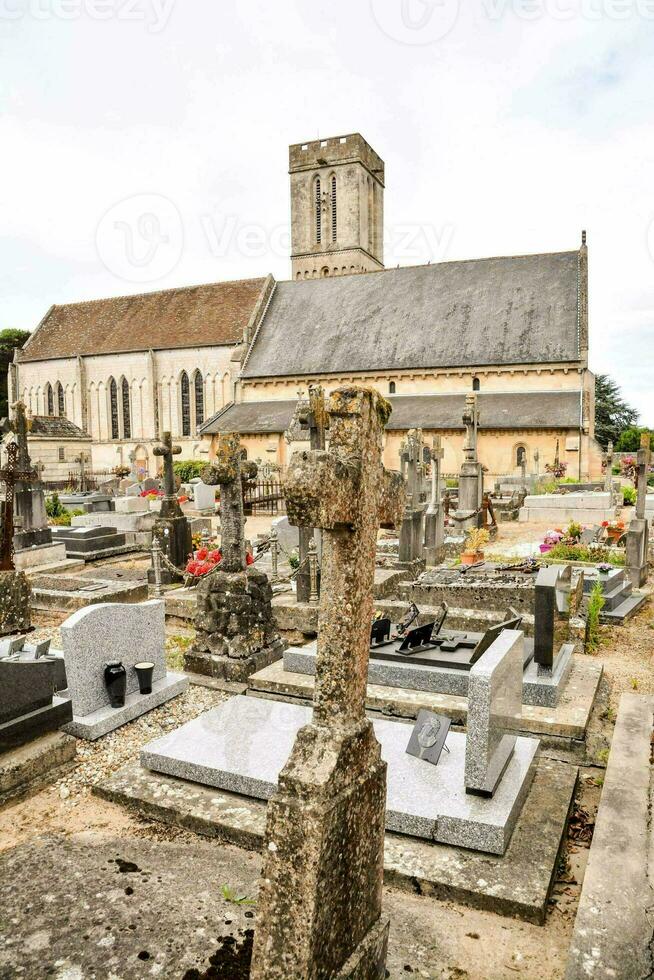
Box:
0;442;37;571
153;432;182;498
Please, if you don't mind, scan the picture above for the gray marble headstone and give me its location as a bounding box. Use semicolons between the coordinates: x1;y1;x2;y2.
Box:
141;478;159;492
190;480;216;512
465;629;523;797
271;516;299;556
61;599;167;718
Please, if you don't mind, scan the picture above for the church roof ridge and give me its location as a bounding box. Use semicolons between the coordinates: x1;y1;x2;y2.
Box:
18;276;271;363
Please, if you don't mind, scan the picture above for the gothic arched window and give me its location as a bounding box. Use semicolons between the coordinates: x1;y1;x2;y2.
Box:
194;370;204;427
315;177;322;244
109;378;119;439
56;382;65;417
180;371;191;437
45;383;54;416
516;445;527;467
121;378;131;439
472;377;480;391
331;175;337;243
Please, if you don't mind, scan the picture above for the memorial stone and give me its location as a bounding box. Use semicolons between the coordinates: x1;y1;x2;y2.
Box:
0;651;71;752
452;394;483;533
626;433;651;588
423;435;445;565
186;432;283;680
61;599;187;740
250;386;405;980
148;433;192;583
398;428;428;564
465;629;523;797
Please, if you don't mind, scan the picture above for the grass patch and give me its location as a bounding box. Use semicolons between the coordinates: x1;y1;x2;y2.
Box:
165;633;193;671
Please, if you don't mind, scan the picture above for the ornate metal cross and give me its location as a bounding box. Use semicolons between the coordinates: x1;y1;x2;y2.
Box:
0;443;36;571
201;432;257;573
153;431;181;498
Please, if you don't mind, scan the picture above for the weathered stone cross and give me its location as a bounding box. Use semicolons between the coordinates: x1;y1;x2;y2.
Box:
75;451;90;493
296;384;328;602
625;432;651;588
0;443;36;571
603;441;614;493
250;386;405;980
424;434;445;563
201;432;257;573
153;431;181;499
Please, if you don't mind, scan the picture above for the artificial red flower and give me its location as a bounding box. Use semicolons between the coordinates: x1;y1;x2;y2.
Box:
196;547;208;560
246;552;254;566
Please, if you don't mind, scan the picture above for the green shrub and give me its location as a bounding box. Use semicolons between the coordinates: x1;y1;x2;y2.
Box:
586;581;605;653
45;492;65;518
623;486;636;505
545;543;625;566
173;460;206;483
445;478;458;489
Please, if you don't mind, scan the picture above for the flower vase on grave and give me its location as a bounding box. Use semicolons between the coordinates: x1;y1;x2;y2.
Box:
134;661;154;695
104;661;127;708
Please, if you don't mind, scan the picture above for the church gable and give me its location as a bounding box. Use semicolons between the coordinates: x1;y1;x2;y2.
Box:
241;250;581;379
19;277;270;362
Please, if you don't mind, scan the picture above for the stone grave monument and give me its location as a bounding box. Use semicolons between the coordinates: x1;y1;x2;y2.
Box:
184;432;284;681
60;598;187;740
141;633;539;855
0;648;72;753
398;428;429;566
626;432;651;588
148;432;192;584
0;403;67;570
520;565;581;706
452;393;484;534
423;434;445;565
284;385;328;603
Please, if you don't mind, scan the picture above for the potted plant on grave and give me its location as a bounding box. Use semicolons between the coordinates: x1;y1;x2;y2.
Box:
540;528;563;554
602;519;625;543
461;527;490;565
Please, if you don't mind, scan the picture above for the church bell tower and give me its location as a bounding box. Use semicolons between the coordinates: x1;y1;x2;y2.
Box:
289;133;385;280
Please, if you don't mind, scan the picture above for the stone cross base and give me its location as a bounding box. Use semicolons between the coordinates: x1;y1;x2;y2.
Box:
0;571;31;636
250;721;388;980
626;519;650;588
188;568;284;681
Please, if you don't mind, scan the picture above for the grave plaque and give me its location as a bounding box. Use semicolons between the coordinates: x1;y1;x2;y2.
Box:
406;709;451;766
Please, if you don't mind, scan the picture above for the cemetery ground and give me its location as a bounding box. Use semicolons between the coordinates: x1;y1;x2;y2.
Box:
0;515;651;980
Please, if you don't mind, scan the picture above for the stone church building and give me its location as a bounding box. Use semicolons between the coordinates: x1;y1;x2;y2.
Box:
13;132;600;480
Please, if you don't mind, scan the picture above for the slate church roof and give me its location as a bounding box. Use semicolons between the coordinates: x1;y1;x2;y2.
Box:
241;251;582;378
19;278;269;362
200;391;582;435
28;416;91;439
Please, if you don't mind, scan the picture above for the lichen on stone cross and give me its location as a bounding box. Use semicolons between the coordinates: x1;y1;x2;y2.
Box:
153;431;181;498
200;432;258;573
250;385;404;980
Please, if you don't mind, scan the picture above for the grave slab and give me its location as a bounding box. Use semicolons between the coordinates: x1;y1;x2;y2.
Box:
0;731;76;805
97;754;576;923
248;656;602;745
30;574;148;613
140;695;538;855
283;639;574;708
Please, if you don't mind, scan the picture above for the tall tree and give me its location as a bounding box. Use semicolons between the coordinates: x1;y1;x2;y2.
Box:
0;329;30;419
594;374;639;448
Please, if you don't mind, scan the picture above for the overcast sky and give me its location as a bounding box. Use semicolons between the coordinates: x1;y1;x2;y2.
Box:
1;0;652;420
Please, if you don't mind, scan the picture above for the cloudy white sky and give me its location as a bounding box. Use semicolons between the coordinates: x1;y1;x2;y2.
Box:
1;0;653;420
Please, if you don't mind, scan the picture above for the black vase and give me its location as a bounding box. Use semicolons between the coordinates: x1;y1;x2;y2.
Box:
104;661;127;708
134;661;155;695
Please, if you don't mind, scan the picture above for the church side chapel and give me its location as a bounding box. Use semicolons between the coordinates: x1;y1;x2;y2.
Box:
1;131;652;980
